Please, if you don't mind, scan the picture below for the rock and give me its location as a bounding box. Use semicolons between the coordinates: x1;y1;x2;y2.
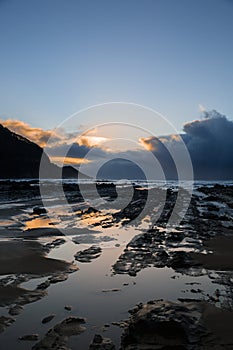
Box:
53;316;86;336
85;207;99;215
64;305;72;311
75;246;102;263
49;273;68;284
32;316;86;350
45;238;66;249
37;280;50;290
89;334;116;349
102;288;121;293
8;304;23;316
166;231;184;242
32;207;47;215
121;300;208;349
167;251;199;269
190;288;203;294
0;316;15;333
112;321;127;328
42;314;55;324
17;290;47;305
19;334;39;341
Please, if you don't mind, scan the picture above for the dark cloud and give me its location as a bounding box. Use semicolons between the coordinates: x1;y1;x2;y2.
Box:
144;110;233;180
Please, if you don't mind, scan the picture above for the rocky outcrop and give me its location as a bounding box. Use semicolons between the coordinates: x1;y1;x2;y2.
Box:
32;316;86;350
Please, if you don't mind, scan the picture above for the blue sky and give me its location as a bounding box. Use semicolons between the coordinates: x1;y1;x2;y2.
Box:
0;0;233;131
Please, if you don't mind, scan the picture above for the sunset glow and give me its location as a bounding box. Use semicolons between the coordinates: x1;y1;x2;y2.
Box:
50;156;91;166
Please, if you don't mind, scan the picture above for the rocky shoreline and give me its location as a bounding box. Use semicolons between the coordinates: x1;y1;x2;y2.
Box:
0;182;232;349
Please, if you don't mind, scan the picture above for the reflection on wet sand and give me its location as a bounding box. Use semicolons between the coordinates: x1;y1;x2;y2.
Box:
25;217;54;230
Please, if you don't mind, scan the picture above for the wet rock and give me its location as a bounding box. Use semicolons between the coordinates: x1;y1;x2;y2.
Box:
72;235;114;245
19;334;39;341
166;231;184;243
89;334;116;349
205;195;218;202
167;251;200;269
190;288;203;294
112;321;127;328
112;228;171;276
85;207;99;215
49;273;69;284
42;314;55;324
64;305;72;311
0;316;15;333
102;288;121;293
178;297;202;302
32;207;47;215
75;246;102;263
201;212;219;220
32;316;86;350
121;300;208;349
53;316;86;336
45;238;66;250
37;280;50;290
17;289;47;305
8;304;23;316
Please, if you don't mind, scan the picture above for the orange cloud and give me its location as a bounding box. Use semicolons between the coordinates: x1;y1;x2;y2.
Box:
139;137;156;151
139;134;182;152
78;135;108;148
0;119;65;148
50;156;91;166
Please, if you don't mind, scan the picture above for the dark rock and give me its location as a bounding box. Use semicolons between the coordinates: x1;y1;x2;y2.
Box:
166;231;184;242
167;251;199;269
19;334;39;341
49;273;69;284
37;280;50;290
89;334;116;349
75;246;102;263
0;316;15;333
85;207;99;215
45;238;66;249
8;304;23;316
42;314;55;324
32;207;47;215
64;305;72;311
33;316;86;350
121;300;208;349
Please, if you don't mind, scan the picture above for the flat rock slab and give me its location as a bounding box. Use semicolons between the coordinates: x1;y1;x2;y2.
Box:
75;246;102;263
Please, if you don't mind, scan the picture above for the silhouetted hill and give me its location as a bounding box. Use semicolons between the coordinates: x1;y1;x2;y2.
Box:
0;124;83;179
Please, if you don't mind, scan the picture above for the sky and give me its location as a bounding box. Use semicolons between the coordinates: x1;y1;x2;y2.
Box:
0;0;233;132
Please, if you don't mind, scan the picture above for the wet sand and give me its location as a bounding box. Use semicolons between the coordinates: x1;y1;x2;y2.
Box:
0;240;76;275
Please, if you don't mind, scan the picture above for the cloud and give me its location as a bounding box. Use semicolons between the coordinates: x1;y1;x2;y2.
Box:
0;118;109;169
142;110;233;179
0;119;63;148
78;135;108;148
50;156;91;166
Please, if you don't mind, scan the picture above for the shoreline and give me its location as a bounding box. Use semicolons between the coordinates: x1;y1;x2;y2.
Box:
0;181;233;349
